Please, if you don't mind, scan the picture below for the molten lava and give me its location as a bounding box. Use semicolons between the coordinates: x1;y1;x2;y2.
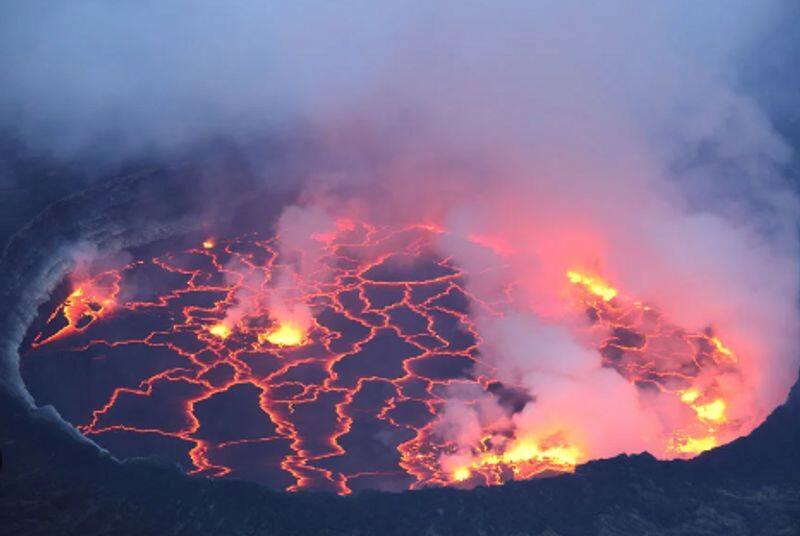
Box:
22;222;751;494
563;269;740;458
451;436;582;486
259;323;306;347
566;270;618;301
692;398;727;424
208;323;232;340
31;272;121;348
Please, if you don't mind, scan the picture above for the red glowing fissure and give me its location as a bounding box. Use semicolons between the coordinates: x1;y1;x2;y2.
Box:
24;220;744;493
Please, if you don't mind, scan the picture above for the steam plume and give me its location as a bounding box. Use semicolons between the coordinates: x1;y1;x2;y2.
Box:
3;1;799;480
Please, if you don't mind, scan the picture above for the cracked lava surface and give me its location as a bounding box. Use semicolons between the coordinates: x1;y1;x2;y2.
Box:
21;220;746;493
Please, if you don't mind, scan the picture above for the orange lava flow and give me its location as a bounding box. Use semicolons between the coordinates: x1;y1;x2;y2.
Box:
31;272;122;348
565;269;741;456
259;324;306;347
22;224;747;493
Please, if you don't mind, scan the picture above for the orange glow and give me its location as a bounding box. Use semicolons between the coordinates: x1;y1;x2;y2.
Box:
566;270;617;301
560;268;744;463
208;323;231;339
452;467;471;482
501;439;581;467
27;221;756;494
680;389;727;425
671;435;717;455
448;435;583;485
259;323;306;347
692;398;727;424
710;336;737;362
32;273;120;348
680;389;701;404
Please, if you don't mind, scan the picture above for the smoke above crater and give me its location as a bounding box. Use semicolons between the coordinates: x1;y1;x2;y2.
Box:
4;1;800;488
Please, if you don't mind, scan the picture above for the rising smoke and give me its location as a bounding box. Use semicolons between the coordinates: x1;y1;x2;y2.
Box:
3;1;800;477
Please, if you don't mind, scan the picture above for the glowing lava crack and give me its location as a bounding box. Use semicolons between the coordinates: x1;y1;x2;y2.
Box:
21;221;748;493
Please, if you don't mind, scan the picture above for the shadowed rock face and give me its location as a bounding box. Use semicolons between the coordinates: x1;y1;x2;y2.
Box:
1;171;799;536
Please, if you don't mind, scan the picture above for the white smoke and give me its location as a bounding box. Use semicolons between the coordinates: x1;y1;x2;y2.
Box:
2;0;799;469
